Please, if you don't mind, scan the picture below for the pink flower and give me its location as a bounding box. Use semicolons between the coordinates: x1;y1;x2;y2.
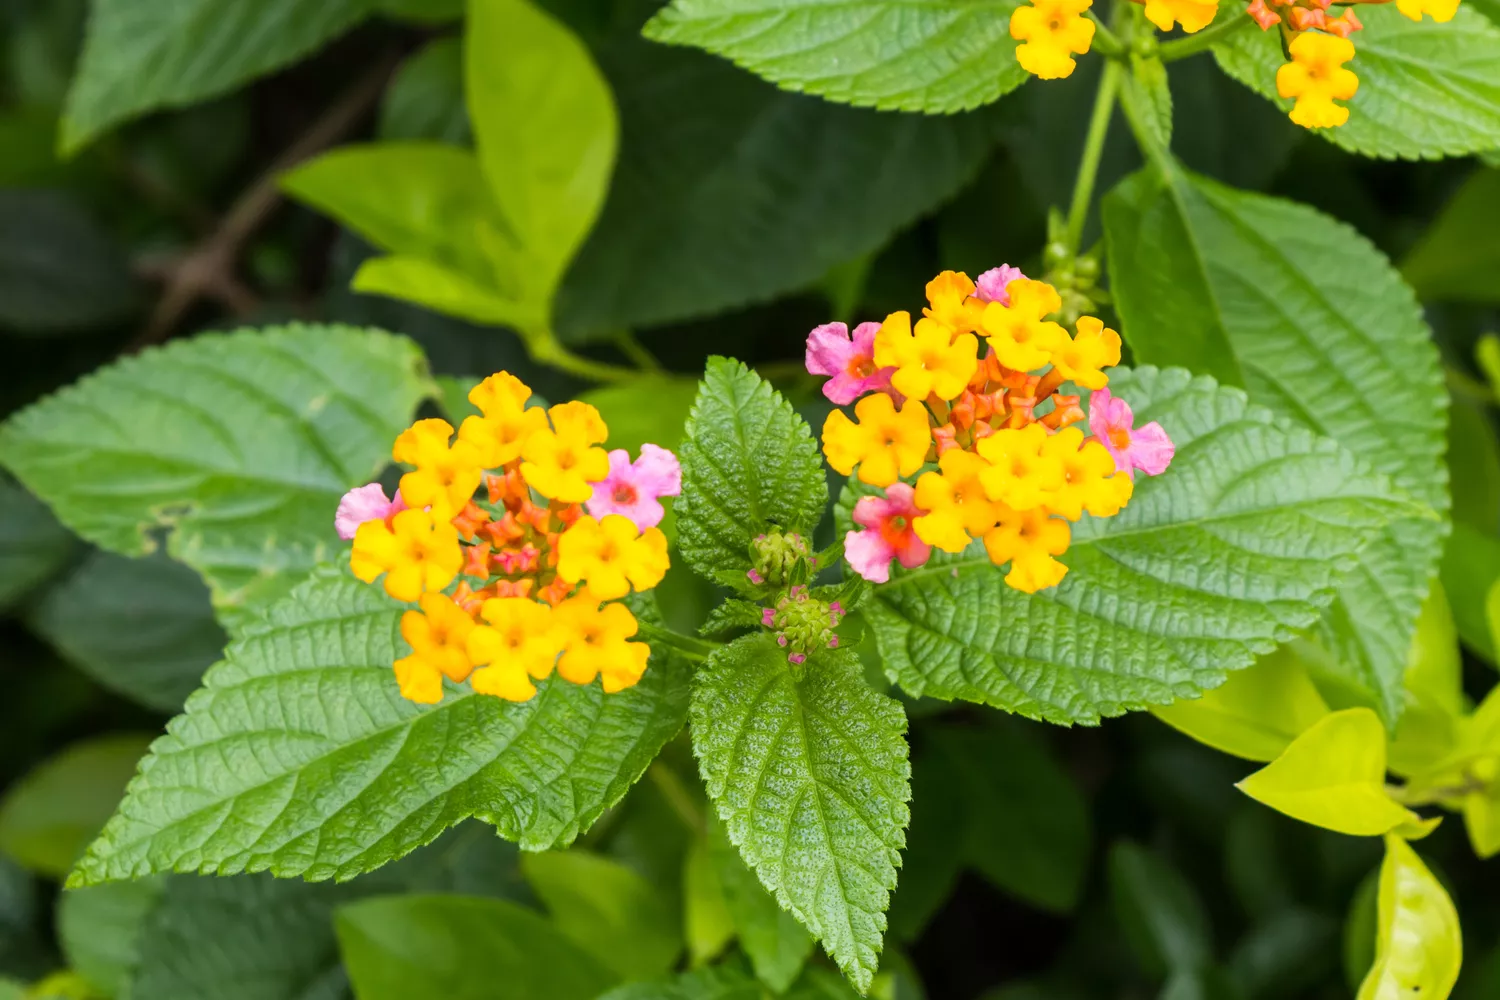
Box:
974;265;1027;305
806;321;896;405
1089;388;1175;478
335;483;406;540
585;444;682;530
843;482;932;584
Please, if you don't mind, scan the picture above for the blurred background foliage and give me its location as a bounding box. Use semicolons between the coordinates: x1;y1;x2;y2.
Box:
0;0;1498;996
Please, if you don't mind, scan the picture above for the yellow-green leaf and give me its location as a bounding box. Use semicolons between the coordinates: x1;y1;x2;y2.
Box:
1389;587;1465;778
1463;769;1500;859
1356;835;1461;1000
1151;648;1329;762
1236;709;1420;836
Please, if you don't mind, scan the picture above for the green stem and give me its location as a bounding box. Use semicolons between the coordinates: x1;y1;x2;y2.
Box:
614;329;665;373
1159;12;1252;62
1063;58;1123;256
527;331;638;383
636;619;721;662
1087;11;1126;56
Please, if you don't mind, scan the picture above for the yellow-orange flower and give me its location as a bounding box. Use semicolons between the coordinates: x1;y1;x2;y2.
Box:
392;593;477;704
1039;427;1133;520
1010;0;1095;80
983;508;1071;593
980;279;1068;372
351;507;462;602
1143;0;1217;32
556;514;669;601
521;401;611;503
976;423;1065;511
1277;32;1358;129
552;595;651;693
822;392;932;487
913;449;1003;553
393;418;484;517
457;372;548;468
923;270;982;335
1052;316;1121;390
1395;0;1459;20
466;597;559;702
872;310;979;402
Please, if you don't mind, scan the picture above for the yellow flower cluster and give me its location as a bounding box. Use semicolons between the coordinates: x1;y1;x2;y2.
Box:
821;271;1135;593
348;372;667;705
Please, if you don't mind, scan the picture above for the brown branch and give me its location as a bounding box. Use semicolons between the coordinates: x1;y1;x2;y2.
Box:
126;52;400;354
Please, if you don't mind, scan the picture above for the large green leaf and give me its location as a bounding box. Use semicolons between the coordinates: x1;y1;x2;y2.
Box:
1212;5;1500;160
378;38;471;145
707;811;814;992
67;567;691;887
0;191;139;334
692;634;910;993
677;358;828;585
61;0;370;152
56;879;164;995
641;0;1024;114
1104;168;1447;723
0;476;72;611
336;895;618;1000
848;367;1420;725
1108;841;1211;978
598;962;762;1000
556;38;996;339
0;324;435;624
1402;168;1500;303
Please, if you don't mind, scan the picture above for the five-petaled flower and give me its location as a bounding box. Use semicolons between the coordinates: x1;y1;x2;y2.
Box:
335;483;406;540
1090;387;1176;478
844;483;932;584
1010;0;1096;80
1277;31;1359;129
586;444;682;530
805;321;896;405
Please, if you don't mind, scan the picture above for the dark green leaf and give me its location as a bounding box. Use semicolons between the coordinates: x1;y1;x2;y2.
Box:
1447;398;1500;535
0;191;138;335
708;811;814;992
373;0;466;23
378;38;471;145
56;879;164;996
1228;907;1338;999
0;476;72;612
1440;524;1500;662
692;634;910;993
598;961;762;1000
1402;168;1500;303
885;739;966;944
1109;841;1211;979
522;850;682;979
68;567;691;886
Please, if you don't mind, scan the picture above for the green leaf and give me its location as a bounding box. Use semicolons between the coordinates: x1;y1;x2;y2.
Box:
851;366;1418;725
677;358;828;585
1228;907;1340;999
1440;524;1500;662
374;0;466;23
1108;841;1211;978
26;550;226;712
0;191;139;334
61;0;369;152
555;40;998;340
1403;168;1500;302
67;566;691;887
885;740;966;944
56;879;164;996
579;376;700;455
379;38;471;145
0;734;155;877
641;0;1024;114
1151;648;1331;763
337;895;619;1000
684;835;735;965
0;324;435;624
1447;396;1500;535
0;476;72;611
522;850;682;979
598;962;762;1000
1105;166;1447;724
692;634;910;993
1122;54;1172;152
352;255;545;330
1212;5;1500;160
707;811;814;992
1356;835;1462;1000
468;0;618;305
1236;708;1421;836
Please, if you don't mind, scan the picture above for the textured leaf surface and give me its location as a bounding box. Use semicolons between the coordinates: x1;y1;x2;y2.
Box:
0;190;139;334
708;812;814;992
556;37;997;339
68;567;691;886
677;358;828;583
0;325;435;623
62;0;369;151
1105;168;1447;723
1212;5;1500;160
692;634;910;992
0;476;72;611
641;0;1024;114
848;367;1419;725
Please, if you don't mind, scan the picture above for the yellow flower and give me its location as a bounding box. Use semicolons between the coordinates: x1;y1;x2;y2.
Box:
1277;32;1358;129
822;391;932;487
872;310;979;402
1010;0;1095;80
980;279;1069;372
351;507;462;603
1051;316;1121;390
976;423;1065;511
392;593;477;704
983;508;1071;593
552;595;652;693
1395;0;1459;20
467;597;559;702
457;372;549;468
1040;428;1133;520
1142;0;1217;32
923;270;982;336
521;401;611;503
556;514;670;601
913;450;1003;554
393;418;485;517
